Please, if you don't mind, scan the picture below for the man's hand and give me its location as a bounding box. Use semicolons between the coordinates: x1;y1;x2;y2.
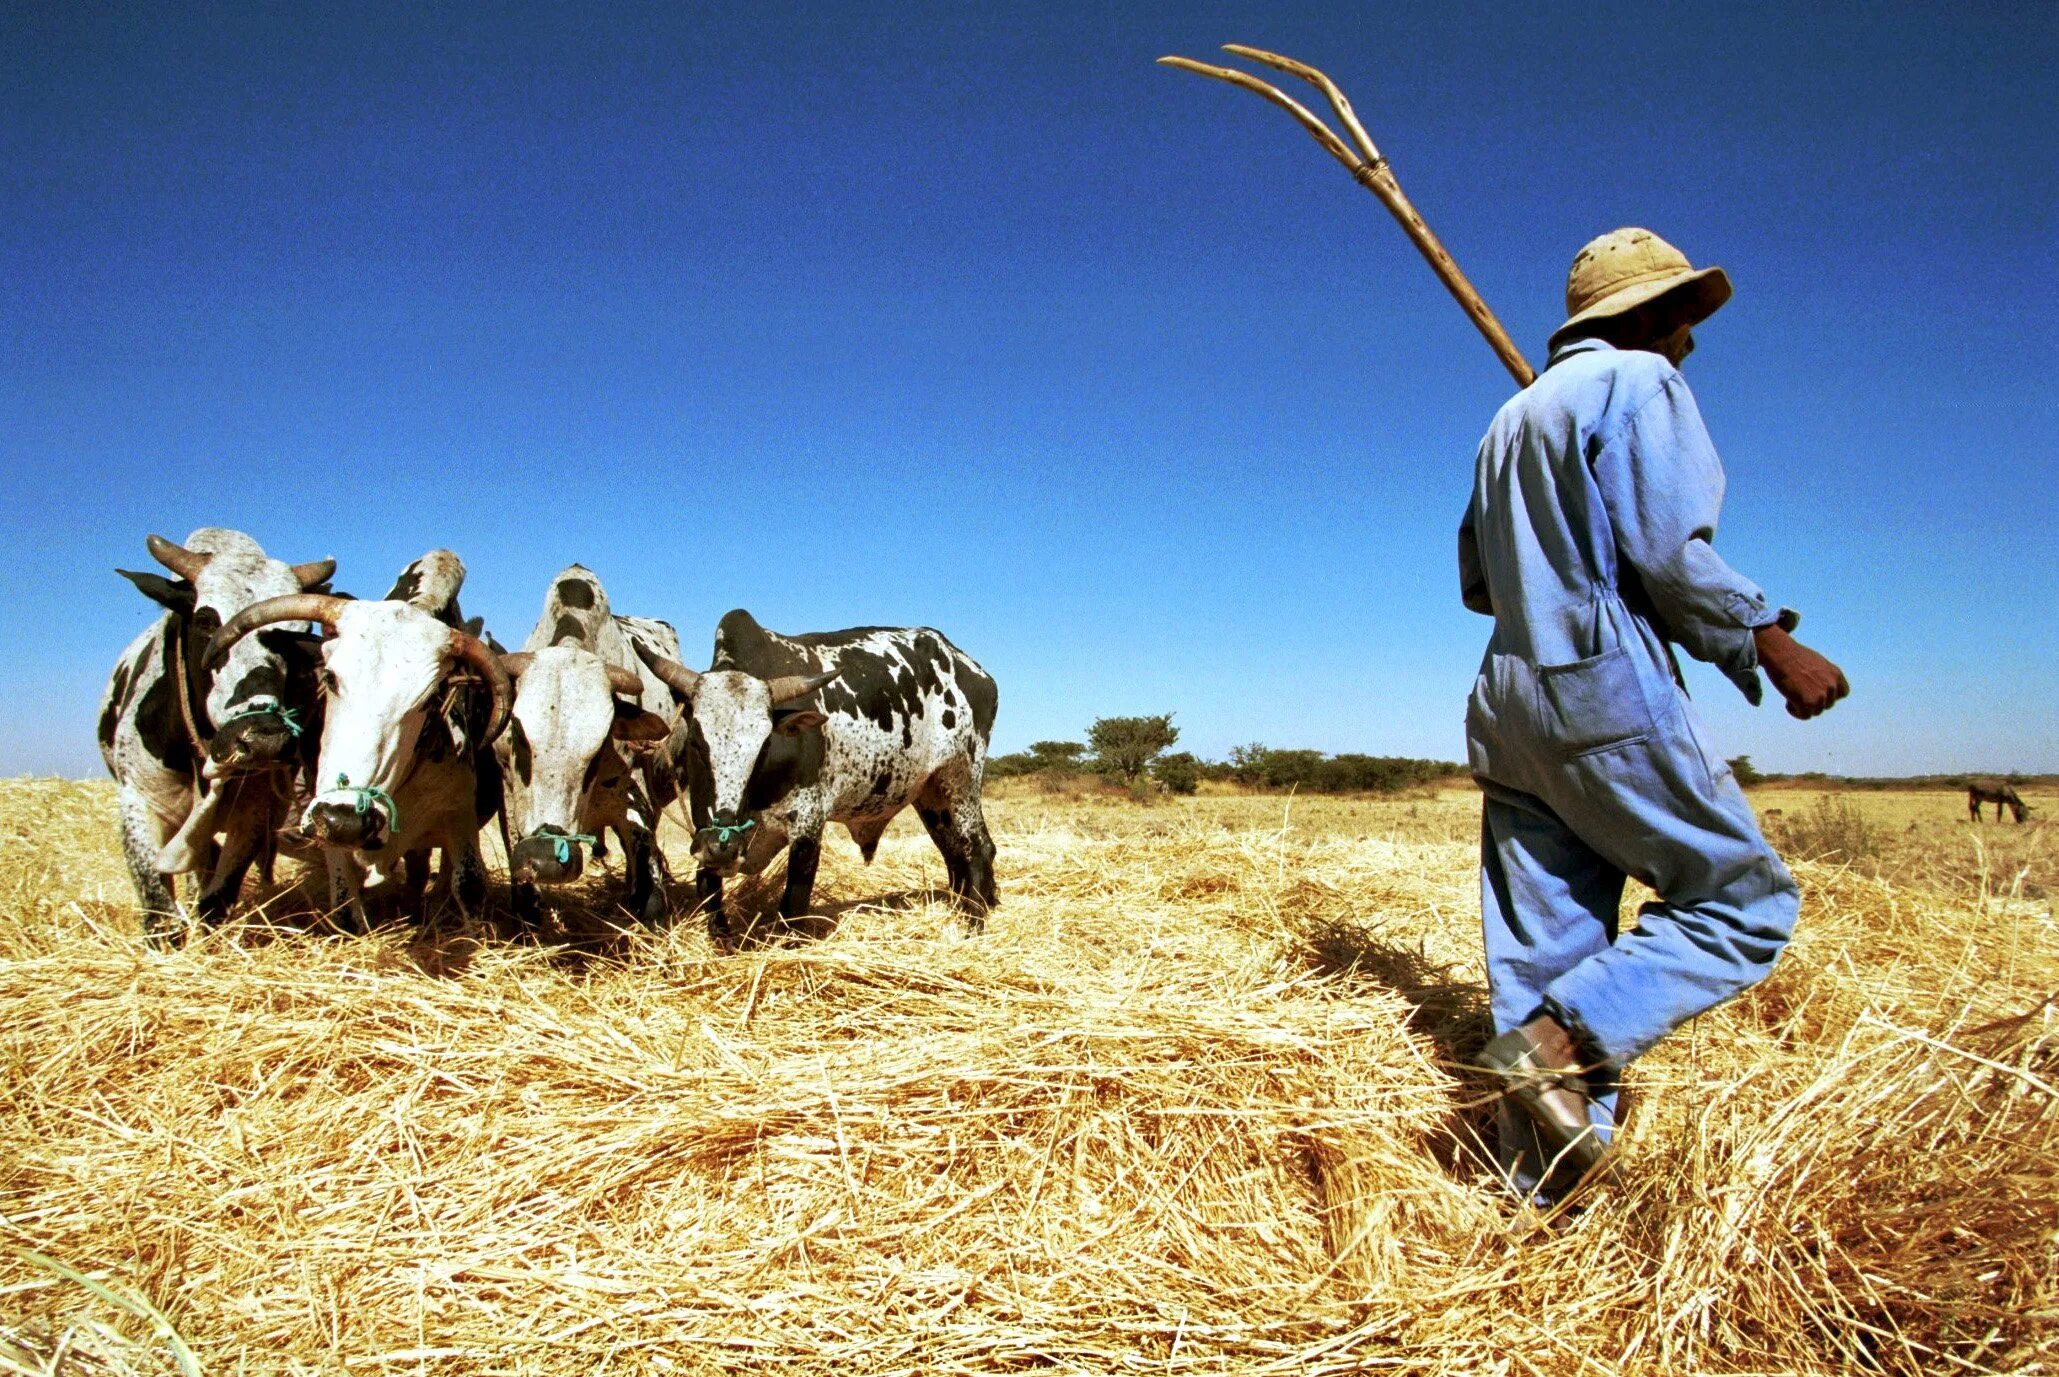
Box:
1754;624;1849;719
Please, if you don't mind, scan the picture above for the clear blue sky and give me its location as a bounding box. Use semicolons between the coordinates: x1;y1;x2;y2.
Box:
4;2;2054;778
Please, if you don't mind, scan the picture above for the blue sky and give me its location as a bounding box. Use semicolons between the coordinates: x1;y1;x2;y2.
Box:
4;1;2054;778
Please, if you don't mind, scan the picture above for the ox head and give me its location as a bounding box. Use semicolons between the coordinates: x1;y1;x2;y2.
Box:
634;642;838;874
207;595;510;853
118;530;335;773
496;647;670;883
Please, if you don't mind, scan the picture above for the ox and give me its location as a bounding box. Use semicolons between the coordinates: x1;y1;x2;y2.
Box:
207;551;511;926
494;565;678;924
1968;779;2031;824
635;609;998;940
99;529;334;937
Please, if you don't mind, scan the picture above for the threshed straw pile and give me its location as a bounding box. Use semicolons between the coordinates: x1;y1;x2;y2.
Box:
2;779;2054;1374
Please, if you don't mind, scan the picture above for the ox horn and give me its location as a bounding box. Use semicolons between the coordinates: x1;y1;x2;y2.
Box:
632;639;702;699
767;669;840;705
207;593;350;668
146;533;210;582
290;557;336;589
606;664;643;697
448;628;514;745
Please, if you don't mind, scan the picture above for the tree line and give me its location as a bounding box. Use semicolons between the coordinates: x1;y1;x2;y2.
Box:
988;715;1467;796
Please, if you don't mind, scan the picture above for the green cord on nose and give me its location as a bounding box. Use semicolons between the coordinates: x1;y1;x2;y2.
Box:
217;704;302;737
699;818;756;846
543;832;598;865
333;774;400;835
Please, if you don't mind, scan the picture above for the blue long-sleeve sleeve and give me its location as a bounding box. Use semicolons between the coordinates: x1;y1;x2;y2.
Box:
1459;495;1493;615
1590;373;1777;701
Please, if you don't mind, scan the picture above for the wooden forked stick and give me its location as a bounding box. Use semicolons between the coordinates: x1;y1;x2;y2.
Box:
1159;45;1537;389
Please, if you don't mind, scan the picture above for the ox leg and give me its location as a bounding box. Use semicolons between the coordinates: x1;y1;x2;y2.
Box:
625;830;667;925
779;834;823;921
117;785;182;941
324;851;369;931
448;826;489;918
696;869;728;943
402;851;432;913
196;784;267;926
916;771;999;929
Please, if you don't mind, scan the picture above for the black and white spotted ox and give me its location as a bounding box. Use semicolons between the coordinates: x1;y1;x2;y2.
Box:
99;529;335;937
1968;779;2031;824
635;609;999;939
206;551;511;925
493;565;679;924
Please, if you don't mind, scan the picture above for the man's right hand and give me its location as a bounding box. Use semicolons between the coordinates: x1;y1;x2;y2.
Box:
1754;623;1849;719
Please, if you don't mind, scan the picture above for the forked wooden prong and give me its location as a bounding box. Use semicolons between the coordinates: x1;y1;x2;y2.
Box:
1155;56;1363;177
1157;45;1538;387
1220;44;1383;169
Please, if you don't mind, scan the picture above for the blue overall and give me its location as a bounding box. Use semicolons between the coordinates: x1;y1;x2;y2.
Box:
1459;337;1799;1195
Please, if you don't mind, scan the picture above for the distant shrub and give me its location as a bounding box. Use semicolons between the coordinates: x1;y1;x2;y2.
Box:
1152;752;1201;795
1728;755;1764;787
1225;744;1466;795
1767;794;1883;865
989;740;1088;779
1088;715;1179;784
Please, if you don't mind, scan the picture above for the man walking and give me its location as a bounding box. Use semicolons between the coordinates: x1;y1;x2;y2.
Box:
1458;228;1848;1199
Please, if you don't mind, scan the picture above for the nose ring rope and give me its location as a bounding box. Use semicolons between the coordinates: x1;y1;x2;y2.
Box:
217;704;303;737
525;831;598;866
331;774;401;835
699;817;756;846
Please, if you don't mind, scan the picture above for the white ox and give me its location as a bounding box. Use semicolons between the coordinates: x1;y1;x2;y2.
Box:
206;551;510;925
493;565;677;924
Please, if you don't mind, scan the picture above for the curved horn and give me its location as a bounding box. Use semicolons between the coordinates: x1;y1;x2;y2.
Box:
767;669;840;705
290;557;336;589
632;638;701;699
606;664;643;697
499;651;534;680
447;628;514;745
207;593;349;668
147;533;209;582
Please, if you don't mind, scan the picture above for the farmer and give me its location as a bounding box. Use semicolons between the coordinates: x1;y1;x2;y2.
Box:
1457;228;1848;1199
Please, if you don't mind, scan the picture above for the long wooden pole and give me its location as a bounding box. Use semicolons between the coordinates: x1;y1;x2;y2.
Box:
1159;46;1537;389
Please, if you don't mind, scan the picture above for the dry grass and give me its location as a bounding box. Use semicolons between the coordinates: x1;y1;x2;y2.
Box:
1;778;2054;1375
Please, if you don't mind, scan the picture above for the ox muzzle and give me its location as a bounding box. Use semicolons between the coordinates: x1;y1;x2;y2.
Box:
692;813;756;875
207;706;301;773
510;828;592;885
302;782;396;852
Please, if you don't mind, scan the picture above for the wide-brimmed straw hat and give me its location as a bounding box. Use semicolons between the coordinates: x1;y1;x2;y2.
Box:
1549;227;1732;349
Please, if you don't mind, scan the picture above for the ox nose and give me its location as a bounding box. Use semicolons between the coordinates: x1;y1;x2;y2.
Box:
692;814;754;873
511;832;587;885
303;800;384;850
208;710;296;770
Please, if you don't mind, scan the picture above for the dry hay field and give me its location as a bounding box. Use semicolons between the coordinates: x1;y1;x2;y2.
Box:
2;777;2054;1376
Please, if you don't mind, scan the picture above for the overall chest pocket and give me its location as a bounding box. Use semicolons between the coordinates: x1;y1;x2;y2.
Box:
1534;646;1654;757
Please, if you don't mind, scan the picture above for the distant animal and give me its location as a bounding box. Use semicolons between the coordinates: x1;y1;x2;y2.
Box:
207;551;511;926
634;609;998;941
99;529;335;937
1967;779;2030;823
493;565;680;924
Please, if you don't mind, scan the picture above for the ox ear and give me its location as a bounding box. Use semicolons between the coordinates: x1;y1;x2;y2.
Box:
611;702;672;745
117;568;194;615
772;708;829;737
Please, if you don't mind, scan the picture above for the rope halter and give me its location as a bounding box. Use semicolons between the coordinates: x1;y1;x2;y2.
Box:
332;773;400;836
699;817;756;846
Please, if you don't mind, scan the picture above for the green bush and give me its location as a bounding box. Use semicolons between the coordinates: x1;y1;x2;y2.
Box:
1224;744;1466;795
1152;751;1201;795
1088;715;1179;784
